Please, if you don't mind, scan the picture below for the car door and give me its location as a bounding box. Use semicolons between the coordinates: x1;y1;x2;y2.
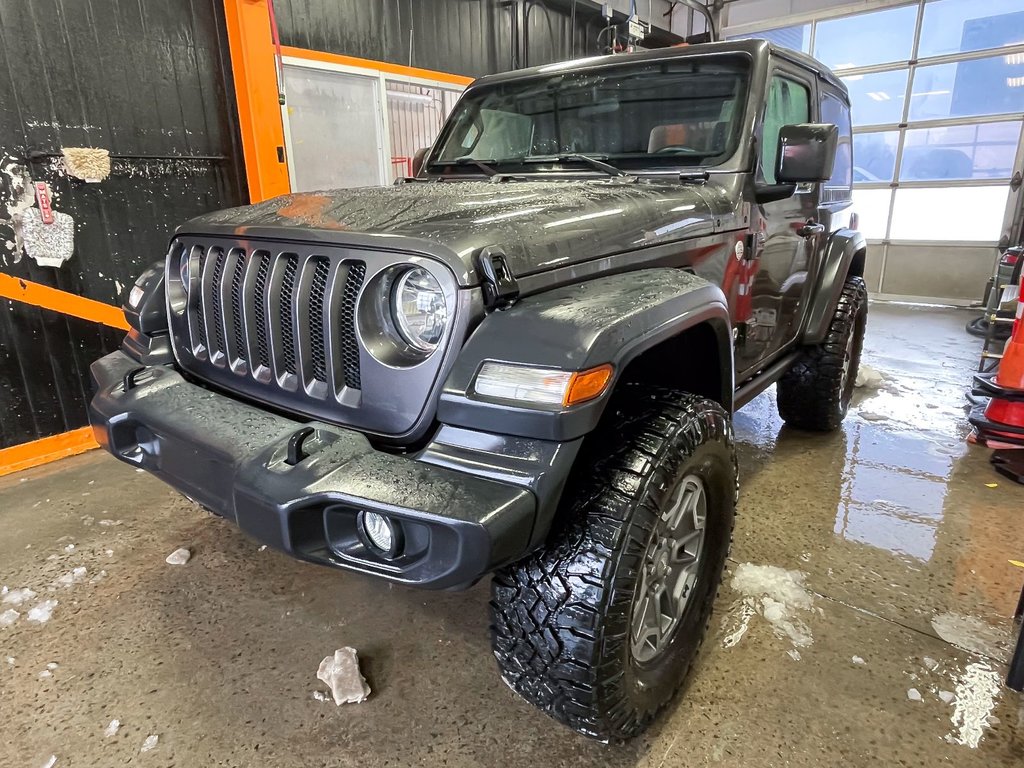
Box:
736;66;821;378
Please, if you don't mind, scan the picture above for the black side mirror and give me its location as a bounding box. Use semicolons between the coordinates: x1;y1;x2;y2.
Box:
412;147;429;177
776;123;838;183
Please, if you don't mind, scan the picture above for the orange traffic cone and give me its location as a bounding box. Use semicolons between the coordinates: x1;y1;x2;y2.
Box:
982;277;1024;440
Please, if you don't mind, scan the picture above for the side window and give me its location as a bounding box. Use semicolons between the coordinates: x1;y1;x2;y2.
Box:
761;75;811;184
820;91;853;198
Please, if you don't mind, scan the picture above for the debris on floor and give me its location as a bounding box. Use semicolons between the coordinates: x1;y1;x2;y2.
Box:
40;756;56;768
165;548;191;566
140;734;159;753
855;364;885;389
317;647;371;705
724;564;819;651
103;719;120;738
26;600;58;624
907;688;922;702
852;656;866;665
0;609;19;627
56;567;87;586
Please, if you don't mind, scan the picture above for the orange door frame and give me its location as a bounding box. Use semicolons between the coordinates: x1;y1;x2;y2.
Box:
223;0;292;202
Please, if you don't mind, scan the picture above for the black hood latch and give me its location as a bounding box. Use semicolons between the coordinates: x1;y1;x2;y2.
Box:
476;247;520;310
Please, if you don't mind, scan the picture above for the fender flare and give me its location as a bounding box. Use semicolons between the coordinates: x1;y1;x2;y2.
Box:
438;268;734;441
802;229;867;344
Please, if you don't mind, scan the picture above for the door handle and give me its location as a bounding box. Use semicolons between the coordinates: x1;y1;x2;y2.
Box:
797;221;825;237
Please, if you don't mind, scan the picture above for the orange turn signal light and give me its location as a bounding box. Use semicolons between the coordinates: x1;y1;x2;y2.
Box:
563;364;614;407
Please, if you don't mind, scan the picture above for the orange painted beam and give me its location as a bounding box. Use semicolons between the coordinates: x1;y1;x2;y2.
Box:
280;46;475;87
223;0;291;202
0;273;129;330
0;427;98;477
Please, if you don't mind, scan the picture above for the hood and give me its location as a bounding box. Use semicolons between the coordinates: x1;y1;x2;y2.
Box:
185;179;736;279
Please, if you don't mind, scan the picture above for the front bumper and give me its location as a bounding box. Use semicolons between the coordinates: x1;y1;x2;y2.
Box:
89;351;537;589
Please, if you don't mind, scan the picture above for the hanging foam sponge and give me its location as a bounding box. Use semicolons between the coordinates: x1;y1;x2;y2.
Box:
61;147;111;182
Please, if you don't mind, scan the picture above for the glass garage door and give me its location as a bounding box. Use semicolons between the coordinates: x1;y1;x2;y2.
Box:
729;0;1024;302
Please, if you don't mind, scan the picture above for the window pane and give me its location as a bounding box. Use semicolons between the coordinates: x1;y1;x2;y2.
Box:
843;70;908;127
900;121;1022;181
732;25;811;53
909;54;1024;121
918;0;1024;59
853;131;900;182
761;76;811;184
283;66;383;190
821;93;852;190
890;185;1009;241
813;5;918;71
852;188;892;239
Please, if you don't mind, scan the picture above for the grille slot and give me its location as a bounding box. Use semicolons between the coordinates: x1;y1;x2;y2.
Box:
309;258;330;383
252;253;271;369
209;248;227;358
278;255;299;377
340;263;366;389
229;253;247;363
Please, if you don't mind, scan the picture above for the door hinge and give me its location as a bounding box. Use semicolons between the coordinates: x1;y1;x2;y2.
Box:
476;247;519;310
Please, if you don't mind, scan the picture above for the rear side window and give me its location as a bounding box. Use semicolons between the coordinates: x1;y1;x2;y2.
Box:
761;75;811;184
821;90;853;200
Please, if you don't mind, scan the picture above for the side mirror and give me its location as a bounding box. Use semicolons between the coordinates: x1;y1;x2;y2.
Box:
776;123;838;183
412;147;429;177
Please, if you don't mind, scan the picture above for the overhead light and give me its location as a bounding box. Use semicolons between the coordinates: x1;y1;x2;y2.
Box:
1008;76;1024;88
834;62;857;70
844;74;864;82
911;89;951;97
1005;52;1024;66
866;91;891;101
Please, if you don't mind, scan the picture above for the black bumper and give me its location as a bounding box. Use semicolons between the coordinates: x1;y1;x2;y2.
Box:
89;351;537;589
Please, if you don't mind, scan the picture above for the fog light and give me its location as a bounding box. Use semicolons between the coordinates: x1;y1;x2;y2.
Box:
358;511;402;559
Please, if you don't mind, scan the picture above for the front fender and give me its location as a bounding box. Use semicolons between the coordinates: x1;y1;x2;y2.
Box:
802;229;867;344
438;268;733;441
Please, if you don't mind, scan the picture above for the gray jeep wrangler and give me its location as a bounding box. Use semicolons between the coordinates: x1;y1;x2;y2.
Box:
90;40;866;740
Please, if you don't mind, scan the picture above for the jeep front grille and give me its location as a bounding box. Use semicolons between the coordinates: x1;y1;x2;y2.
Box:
182;243;365;396
167;235;459;438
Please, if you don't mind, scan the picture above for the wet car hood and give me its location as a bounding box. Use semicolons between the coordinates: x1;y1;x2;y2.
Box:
184;179;729;279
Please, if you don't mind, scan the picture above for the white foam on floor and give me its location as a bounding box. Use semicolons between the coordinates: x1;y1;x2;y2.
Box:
140;734;159;753
725;564;818;650
104;719;120;738
2;587;37;606
55;567;86;587
947;661;1001;748
0;609;19;627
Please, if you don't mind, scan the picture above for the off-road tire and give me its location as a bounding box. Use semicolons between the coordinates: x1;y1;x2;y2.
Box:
490;386;737;740
777;276;868;432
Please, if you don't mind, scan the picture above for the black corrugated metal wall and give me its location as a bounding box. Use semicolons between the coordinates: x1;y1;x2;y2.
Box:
0;0;677;451
274;0;675;77
0;0;246;449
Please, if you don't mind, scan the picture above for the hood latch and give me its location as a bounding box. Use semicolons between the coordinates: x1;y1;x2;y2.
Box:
476;247;519;310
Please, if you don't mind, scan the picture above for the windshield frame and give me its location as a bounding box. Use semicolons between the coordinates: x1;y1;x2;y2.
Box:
425;51;755;179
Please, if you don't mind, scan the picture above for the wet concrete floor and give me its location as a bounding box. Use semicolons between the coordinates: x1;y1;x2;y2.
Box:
1;303;1022;767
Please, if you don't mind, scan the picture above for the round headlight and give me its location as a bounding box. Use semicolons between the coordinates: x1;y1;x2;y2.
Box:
391;267;447;352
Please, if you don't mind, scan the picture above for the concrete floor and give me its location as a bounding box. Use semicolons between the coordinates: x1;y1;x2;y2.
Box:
1;303;1023;767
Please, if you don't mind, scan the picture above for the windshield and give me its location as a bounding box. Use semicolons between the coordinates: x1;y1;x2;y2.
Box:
430;56;749;175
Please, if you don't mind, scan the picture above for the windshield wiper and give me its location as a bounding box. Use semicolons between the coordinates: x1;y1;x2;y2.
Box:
554;154;629;177
453;157;498;177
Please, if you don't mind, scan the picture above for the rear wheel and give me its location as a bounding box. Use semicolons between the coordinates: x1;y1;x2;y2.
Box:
490;386;737;740
777;276;868;432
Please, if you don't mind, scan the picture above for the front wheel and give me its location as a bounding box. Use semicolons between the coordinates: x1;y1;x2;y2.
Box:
777;276;868;432
490;386;737;740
